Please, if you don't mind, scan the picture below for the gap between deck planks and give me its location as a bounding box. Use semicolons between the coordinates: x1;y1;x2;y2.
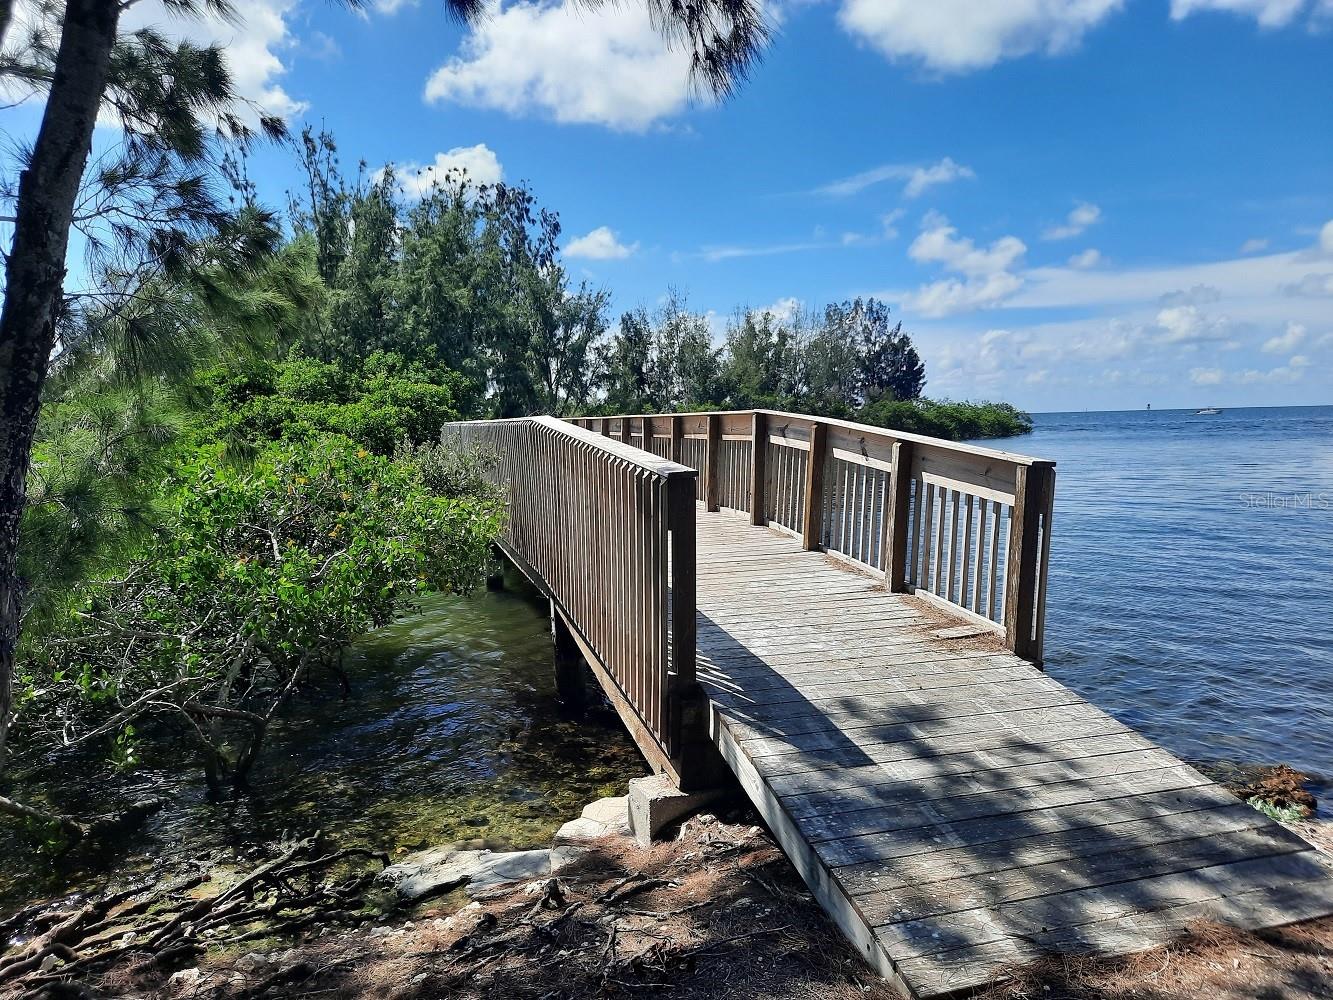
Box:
690;507;1333;998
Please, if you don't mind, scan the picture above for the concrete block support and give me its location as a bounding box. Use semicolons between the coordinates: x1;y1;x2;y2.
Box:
627;773;727;847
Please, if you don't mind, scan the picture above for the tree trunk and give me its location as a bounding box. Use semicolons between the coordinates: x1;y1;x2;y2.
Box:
0;0;121;770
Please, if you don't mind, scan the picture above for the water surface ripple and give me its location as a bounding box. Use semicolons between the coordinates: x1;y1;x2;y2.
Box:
1012;406;1333;808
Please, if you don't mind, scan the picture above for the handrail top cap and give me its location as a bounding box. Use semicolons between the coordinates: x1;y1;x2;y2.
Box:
572;409;1054;468
448;415;698;479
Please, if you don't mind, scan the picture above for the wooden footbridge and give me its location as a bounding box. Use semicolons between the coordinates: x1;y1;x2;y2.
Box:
445;410;1333;997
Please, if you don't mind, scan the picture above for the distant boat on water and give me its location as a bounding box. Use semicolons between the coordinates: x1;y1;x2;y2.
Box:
1194;406;1222;415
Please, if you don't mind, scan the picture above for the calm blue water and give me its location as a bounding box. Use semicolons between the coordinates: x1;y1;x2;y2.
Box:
1015;406;1333;808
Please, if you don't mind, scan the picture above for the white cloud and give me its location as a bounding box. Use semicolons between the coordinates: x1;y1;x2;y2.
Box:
837;0;1124;72
109;0;304;122
373;0;418;13
423;1;696;131
910;216;1027;277
1241;237;1270;253
1155;304;1233;344
700;241;829;262
1322;219;1333;254
817;157;975;198
882;208;905;239
905;214;1027;316
1068;248;1102;269
1042;201;1102;240
565;225;638;260
1263;322;1306;353
755;297;803;322
385;144;504;200
1190;367;1225;385
1169;0;1309;27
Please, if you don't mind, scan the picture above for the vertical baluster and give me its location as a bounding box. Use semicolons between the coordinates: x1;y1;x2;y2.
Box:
987;500;1002;620
946;490;960;602
920;482;936;592
961;495;975;610
973;499;988;615
931;488;946;594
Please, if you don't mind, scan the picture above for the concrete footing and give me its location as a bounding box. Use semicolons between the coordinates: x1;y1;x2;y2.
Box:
627;773;727;847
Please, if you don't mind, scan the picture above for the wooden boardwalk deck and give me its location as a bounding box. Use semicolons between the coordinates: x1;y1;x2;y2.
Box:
693;509;1333;998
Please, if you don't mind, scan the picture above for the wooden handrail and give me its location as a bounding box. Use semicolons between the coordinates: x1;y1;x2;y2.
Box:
443;416;707;785
567;409;1057;664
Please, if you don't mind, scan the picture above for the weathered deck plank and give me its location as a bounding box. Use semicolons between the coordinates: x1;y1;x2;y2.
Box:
692;509;1333;998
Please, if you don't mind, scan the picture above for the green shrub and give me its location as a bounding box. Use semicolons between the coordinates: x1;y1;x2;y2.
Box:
16;435;504;786
856;398;1033;441
199;351;463;454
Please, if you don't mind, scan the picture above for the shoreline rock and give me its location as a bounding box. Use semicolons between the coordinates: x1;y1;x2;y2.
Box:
380;794;634;903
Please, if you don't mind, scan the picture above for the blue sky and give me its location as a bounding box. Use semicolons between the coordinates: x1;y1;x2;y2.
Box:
7;0;1333;411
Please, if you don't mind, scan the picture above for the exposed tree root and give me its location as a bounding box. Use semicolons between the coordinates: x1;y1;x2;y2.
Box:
0;833;388;998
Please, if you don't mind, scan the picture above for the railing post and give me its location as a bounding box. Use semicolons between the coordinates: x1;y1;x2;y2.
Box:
704;414;721;513
749;411;767;526
883;440;914;591
801;420;827;551
666;472;714;790
618;418;630;445
1004;461;1054;661
669;415;683;463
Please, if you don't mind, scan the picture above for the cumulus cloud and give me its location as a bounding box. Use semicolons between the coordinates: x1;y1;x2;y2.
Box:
1155;305;1234;344
383;144;504;199
905;214;1027;316
104;0;305;123
1190;367;1225;385
1068;248;1102;269
755;297;803;322
1322;219;1333;254
836;0;1124;72
1042;201;1101;240
1263;322;1306;353
565;226;638;260
1241;237;1270;253
817;157;975;198
423;1;696;131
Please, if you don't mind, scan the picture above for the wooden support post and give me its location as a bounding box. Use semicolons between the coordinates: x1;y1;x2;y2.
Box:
1004;461;1054;661
669;415;683;464
551;603;587;707
749;411;767;525
704;414;721;513
883;440;914;591
665;472;708;787
618;419;630;445
486;542;506;590
801;420;827;551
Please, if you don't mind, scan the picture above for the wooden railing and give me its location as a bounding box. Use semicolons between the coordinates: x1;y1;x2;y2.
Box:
442;416;713;787
570;410;1056;663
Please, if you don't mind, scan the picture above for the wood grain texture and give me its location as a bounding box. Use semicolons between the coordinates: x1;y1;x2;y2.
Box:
685;508;1333;998
449;414;1327;999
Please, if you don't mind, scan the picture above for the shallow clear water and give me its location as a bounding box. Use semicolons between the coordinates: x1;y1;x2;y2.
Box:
1008;405;1333;810
1;586;646;907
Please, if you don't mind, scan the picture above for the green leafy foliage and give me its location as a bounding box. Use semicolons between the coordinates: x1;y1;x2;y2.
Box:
856;398;1035;440
198;351;463;455
16;436;503;785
